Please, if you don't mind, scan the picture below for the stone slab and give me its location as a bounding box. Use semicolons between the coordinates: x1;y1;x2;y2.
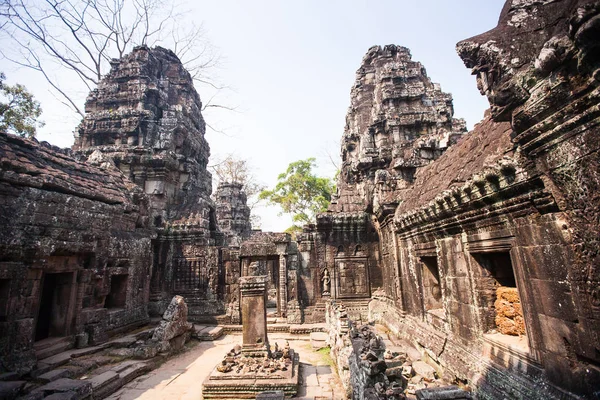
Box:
88;371;119;390
412;361;437;381
0;380;26;400
416;385;472;399
68;344;109;358
256;391;285;400
289;324;326;335
37;368;72;383
32;378;92;398
309;332;328;350
43;392;78;400
110;361;139;373
107;335;138;348
0;372;20;381
195;325;224;341
302;365;318;387
35;340;73;361
38;352;72;369
118;362;151;382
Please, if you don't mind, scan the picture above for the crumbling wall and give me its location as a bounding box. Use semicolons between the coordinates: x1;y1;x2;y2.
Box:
0;133;152;373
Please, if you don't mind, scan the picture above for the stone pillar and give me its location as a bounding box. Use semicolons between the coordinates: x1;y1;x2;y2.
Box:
278;254;288;318
240;275;269;357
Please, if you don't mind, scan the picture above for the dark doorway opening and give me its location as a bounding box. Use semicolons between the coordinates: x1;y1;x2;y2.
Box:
105;274;128;309
0;279;10;322
35;272;73;341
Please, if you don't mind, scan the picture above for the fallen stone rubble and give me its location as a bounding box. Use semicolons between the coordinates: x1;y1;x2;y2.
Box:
0;296;198;400
327;302;472;399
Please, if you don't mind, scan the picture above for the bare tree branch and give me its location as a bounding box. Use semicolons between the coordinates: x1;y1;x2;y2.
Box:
0;0;229;125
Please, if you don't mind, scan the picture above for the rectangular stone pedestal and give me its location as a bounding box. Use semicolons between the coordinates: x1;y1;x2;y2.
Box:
240;275;270;357
202;351;299;399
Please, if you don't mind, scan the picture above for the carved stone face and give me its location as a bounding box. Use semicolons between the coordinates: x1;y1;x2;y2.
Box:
456;0;600;121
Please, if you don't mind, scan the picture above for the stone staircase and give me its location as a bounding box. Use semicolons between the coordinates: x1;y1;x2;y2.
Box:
34;338;74;361
0;324;225;400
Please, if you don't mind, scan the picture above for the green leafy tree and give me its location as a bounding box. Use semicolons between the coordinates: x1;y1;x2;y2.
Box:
0;72;44;138
259;158;335;232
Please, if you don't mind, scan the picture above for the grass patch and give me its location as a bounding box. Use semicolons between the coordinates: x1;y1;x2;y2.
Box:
316;346;335;367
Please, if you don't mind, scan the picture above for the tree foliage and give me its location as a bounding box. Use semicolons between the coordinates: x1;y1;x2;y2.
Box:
0;72;43;137
259;158;335;230
0;0;221;118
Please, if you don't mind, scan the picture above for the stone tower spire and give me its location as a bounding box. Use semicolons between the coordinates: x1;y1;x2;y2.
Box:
331;44;467;217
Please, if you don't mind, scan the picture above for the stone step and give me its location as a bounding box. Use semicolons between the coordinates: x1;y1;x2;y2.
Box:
68;344;110;358
289;324;326;335
29;378;92;399
89;361;152;399
36;368;72;384
0;372;19;382
106;334;138;348
33;352;73;378
309;332;328;350
87;371;119;391
44;392;79;400
0;380;26;400
34;337;68;352
193;325;224;341
35;338;74;361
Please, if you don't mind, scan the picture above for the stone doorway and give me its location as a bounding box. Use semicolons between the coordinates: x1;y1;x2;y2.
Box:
35;272;74;341
266;258;279;317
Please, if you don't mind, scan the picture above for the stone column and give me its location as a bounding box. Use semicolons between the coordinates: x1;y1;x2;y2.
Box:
278;254;288;318
240;275;269;357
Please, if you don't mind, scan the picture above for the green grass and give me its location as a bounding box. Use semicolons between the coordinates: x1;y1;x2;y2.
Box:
316;346;335;367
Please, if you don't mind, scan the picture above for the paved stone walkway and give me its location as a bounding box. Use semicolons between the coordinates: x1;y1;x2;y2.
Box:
106;333;345;400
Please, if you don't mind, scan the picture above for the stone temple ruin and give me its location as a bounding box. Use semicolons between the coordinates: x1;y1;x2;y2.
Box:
0;1;599;399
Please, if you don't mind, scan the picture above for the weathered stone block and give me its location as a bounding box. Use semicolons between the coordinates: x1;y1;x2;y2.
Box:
416;385;472;399
412;361;437;381
152;295;192;342
0;381;26;400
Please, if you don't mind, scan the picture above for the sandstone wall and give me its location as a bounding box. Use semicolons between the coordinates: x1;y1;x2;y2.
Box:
0;133;152;372
72;46;226;319
324;1;600;398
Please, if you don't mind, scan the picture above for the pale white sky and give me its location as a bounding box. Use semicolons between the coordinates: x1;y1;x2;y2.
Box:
0;1;506;231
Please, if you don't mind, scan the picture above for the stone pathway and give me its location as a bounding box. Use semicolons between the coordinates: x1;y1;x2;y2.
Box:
106;333;345;400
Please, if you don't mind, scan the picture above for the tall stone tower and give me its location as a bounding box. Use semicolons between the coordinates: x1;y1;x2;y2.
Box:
331;44;467;217
214;182;252;246
74;45;216;235
74;46;222;317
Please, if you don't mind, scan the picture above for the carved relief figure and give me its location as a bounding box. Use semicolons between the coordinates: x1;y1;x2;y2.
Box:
321;268;331;295
208;268;216;296
248;261;260;276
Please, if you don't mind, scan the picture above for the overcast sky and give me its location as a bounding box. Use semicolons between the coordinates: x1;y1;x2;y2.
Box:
0;1;506;232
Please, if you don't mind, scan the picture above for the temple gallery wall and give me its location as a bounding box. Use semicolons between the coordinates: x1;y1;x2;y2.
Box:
0;0;599;399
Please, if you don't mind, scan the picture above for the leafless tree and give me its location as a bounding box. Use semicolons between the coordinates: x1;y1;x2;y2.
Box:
0;0;223;118
210;154;266;228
